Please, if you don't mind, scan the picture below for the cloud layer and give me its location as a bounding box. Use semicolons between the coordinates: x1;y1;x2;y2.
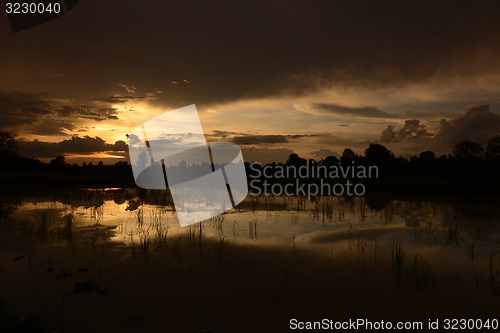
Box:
2;1;500;161
0;91;125;139
379;105;500;154
314;103;390;118
436;105;500;147
18;136;127;158
2;1;500;105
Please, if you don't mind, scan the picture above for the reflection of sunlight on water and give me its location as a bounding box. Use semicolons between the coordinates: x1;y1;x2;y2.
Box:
9;192;500;264
12;201;67;214
2;189;500;332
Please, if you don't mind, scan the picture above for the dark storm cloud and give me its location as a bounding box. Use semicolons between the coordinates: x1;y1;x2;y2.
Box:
313;103;390;118
2;1;500;105
58;104;119;120
231;134;313;145
207;130;240;139
380;119;431;143
0;91;120;135
31;119;76;136
18;136;128;158
232;135;289;145
289;134;316;140
207;131;316;145
377;105;500;155
92;108;119;121
93;95;151;104
436;105;500;146
380;126;398;143
0;91;52;128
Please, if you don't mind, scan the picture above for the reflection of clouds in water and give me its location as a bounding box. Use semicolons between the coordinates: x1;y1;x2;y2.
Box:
5;191;500;251
295;224;407;245
4;191;500;301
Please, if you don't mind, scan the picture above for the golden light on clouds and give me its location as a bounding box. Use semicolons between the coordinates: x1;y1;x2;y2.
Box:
2;0;500;163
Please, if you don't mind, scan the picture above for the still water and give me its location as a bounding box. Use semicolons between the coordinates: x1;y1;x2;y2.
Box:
1;188;499;332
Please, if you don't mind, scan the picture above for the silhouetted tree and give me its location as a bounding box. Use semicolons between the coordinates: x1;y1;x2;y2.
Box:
114;161;129;168
364;144;395;163
419;151;435;161
452;140;484;159
286;153;306;167
322;155;339;167
363;144;397;176
50;155;67;168
340;148;358;165
486;135;500;158
0;132;19;159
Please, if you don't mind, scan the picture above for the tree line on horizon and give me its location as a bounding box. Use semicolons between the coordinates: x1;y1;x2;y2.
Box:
1;131;500;185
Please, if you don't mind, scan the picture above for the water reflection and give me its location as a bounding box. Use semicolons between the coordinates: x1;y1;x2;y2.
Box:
2;189;500;247
1;188;500;332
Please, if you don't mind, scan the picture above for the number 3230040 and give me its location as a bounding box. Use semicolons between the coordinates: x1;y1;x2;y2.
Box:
5;2;61;14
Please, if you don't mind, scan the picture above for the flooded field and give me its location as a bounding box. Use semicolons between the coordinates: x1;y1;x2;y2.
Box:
1;188;500;332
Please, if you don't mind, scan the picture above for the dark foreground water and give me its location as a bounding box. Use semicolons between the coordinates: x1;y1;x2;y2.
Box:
1;188;499;332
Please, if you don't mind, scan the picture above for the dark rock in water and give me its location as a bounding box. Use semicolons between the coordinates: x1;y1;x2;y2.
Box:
55;271;72;280
77;268;88;273
74;280;100;293
13;256;25;261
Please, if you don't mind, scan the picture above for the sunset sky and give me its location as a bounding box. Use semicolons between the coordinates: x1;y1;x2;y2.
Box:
1;1;500;164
